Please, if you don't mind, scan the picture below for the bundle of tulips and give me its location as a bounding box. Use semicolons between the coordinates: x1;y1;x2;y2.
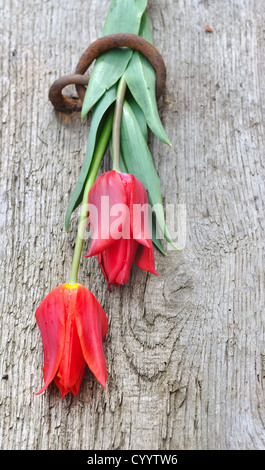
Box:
35;0;175;399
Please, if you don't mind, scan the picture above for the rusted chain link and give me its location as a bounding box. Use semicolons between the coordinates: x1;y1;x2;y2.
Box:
49;33;166;114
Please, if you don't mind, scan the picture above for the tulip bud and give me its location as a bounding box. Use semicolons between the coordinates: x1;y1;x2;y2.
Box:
35;283;108;398
86;170;158;289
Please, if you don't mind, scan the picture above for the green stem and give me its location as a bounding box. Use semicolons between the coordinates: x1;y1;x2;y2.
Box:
112;75;127;172
68;111;113;285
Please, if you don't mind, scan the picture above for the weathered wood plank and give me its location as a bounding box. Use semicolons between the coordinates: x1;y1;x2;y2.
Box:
1;0;265;450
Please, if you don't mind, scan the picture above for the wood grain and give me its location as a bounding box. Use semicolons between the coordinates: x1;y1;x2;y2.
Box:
1;0;265;450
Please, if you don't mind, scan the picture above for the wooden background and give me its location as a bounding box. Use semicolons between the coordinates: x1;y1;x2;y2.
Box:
1;0;265;450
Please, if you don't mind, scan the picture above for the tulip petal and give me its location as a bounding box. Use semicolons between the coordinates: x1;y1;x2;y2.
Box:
86;171;129;257
75;285;108;388
115;238;139;285
35;285;66;395
54;365;86;399
98;237;138;289
135;242;158;276
53;286;86;399
130;176;151;247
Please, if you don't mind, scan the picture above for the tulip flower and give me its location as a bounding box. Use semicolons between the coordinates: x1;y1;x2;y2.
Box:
85;170;158;289
35;283;108;398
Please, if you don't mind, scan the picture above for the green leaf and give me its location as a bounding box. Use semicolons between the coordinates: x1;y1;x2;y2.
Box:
138;11;153;44
65;85;117;232
101;0;148;36
81;0;148;119
120;100;176;250
81;50;132;120
151;213;166;255
124;14;171;145
126;92;148;141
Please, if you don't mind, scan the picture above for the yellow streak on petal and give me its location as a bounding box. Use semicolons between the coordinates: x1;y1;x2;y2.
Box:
63;283;79;290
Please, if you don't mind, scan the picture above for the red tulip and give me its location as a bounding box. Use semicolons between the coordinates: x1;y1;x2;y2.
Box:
86;170;158;289
35;283;108;398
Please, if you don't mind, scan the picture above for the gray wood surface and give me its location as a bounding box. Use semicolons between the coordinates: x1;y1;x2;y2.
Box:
1;0;265;450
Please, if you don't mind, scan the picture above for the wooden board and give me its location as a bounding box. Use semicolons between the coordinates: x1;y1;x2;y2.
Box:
1;0;265;450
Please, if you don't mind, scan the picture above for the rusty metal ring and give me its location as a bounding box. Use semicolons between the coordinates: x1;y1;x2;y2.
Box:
75;33;166;103
49;33;166;114
48;74;89;113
